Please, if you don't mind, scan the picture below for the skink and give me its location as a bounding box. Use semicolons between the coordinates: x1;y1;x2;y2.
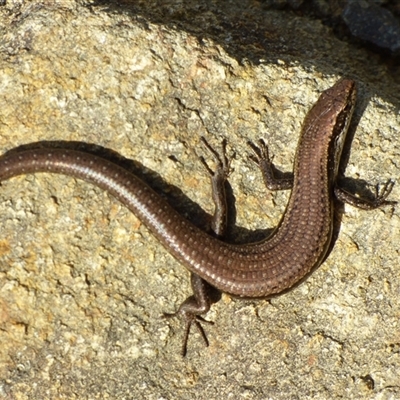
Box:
0;78;395;354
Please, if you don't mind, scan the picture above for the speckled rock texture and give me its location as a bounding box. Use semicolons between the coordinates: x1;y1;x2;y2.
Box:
0;1;399;399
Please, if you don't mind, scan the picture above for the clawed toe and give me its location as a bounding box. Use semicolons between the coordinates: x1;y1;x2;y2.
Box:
163;309;213;356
